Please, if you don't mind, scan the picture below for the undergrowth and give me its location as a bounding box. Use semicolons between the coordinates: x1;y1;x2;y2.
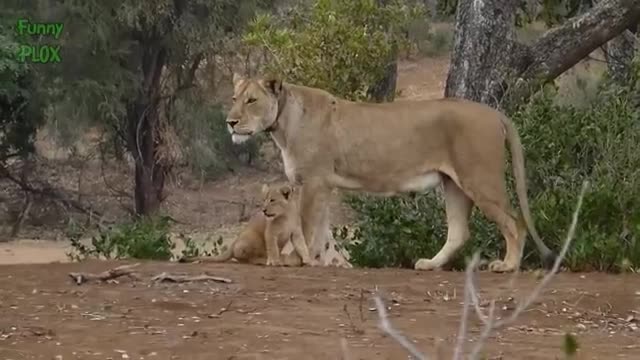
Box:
65;216;224;262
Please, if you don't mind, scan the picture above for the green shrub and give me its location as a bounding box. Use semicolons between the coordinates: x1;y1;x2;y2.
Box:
173;96;262;180
67;216;176;261
243;0;424;101
341;64;640;272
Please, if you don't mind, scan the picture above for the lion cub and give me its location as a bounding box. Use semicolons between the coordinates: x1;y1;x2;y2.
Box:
186;183;314;266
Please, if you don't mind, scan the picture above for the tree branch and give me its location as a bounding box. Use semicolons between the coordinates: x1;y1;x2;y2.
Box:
0;164;105;220
507;0;640;106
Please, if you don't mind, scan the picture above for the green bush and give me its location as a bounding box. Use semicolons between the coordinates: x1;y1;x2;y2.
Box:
341;64;640;272
0;31;44;165
67;216;176;261
173;96;262;180
243;0;424;101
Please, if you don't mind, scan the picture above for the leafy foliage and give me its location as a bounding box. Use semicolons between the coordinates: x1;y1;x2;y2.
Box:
173;96;262;180
341;61;640;272
244;0;425;101
67;216;176;261
0;25;44;165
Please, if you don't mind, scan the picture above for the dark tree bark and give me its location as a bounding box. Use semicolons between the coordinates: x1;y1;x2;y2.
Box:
603;28;637;83
445;0;519;106
368;58;398;103
127;42;168;216
446;0;640;109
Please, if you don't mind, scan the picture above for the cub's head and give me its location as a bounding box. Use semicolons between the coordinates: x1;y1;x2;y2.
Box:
261;183;295;220
226;73;283;144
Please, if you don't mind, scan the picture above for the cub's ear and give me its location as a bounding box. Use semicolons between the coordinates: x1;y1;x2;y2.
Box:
279;184;292;199
261;76;283;96
261;184;269;197
232;72;247;86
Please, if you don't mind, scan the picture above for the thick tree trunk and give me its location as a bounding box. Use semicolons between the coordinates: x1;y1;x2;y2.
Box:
603;29;637;83
445;0;519;106
127;44;168;216
446;0;640;109
368;58;398;103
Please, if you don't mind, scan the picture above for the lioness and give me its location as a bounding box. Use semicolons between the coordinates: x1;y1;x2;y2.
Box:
226;73;556;272
187;183;314;266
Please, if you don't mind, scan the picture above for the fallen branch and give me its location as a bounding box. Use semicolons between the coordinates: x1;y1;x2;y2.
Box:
151;272;233;284
68;263;141;285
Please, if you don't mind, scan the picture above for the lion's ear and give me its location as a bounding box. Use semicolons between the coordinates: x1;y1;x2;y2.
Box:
279;184;292;199
261;184;269;197
261;77;283;96
232;72;247;86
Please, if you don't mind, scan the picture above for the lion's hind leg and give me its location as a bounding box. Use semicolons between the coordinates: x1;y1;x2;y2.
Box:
471;184;526;273
415;177;472;271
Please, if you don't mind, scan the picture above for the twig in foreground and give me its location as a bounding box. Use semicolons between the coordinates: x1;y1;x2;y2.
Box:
470;180;589;330
68;263;141;285
465;180;589;359
151;272;233;284
374;296;428;360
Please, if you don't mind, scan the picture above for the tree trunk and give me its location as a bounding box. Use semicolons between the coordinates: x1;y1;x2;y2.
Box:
445;0;519;106
603;28;637;83
368;57;398;103
446;0;640;109
127;43;168;216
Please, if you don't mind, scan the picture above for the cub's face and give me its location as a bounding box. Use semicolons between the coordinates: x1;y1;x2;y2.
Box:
261;184;294;219
226;73;282;144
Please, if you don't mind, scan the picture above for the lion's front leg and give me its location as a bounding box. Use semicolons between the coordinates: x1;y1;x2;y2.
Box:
299;181;328;262
290;229;317;266
264;225;282;266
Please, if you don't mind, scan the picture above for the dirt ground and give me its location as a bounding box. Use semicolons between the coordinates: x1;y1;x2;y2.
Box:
0;261;639;359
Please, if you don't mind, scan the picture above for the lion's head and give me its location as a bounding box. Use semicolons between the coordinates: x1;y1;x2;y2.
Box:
226;73;283;144
261;183;295;219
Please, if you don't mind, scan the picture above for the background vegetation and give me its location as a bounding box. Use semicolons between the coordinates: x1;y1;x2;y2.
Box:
1;0;638;273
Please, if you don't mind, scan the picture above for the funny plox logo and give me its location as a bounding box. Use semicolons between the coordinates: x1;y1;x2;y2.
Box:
15;19;64;63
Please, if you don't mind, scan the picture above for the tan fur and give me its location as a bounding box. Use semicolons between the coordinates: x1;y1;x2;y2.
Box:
226;74;556;272
188;183;314;267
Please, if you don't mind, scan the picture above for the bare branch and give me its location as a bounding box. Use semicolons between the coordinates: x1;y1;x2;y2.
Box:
151;272;233;284
373;296;428;360
69;263;141;285
507;0;640;105
379;181;589;360
468;300;496;360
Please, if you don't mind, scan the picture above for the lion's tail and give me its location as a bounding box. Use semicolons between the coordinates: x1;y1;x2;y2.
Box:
501;115;556;269
180;243;234;263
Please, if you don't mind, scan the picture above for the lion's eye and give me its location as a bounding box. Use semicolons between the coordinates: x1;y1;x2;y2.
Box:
246;97;257;104
232;96;237;102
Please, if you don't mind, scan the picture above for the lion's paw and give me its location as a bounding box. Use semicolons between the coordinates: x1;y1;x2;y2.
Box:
303;259;322;267
488;260;517;273
266;258;282;267
414;258;443;271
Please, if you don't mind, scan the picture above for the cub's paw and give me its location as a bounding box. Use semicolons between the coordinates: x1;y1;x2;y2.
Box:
266;258;283;267
303;258;322;267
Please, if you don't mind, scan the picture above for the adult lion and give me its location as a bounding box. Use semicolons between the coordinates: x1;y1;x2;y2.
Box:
225;73;556;272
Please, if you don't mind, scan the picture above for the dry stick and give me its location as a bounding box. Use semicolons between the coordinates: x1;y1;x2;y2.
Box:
340;338;353;360
373;296;428;360
68;263;141;285
473;180;589;330
468;300;497;360
151;272;233;284
378;180;589;360
452;253;481;360
465;180;589;360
